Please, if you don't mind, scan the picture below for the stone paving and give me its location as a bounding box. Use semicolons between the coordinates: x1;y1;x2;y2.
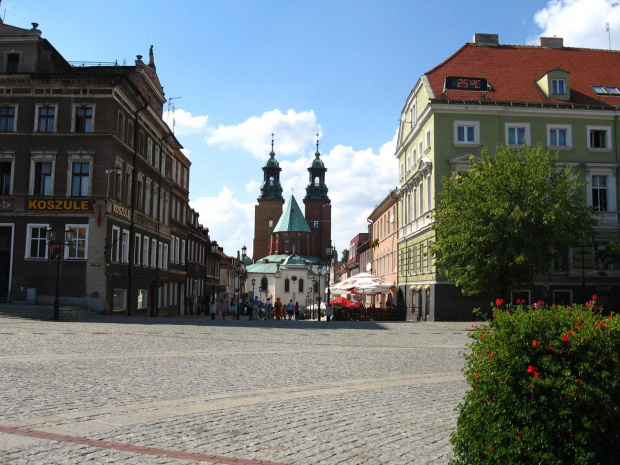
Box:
0;315;477;464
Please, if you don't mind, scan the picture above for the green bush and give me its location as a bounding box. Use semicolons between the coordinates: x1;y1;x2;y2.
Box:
451;297;620;464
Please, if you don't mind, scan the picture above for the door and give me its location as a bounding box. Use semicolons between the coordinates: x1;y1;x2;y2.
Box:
0;226;12;301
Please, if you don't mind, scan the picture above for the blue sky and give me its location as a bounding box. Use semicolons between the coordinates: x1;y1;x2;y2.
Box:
6;0;620;259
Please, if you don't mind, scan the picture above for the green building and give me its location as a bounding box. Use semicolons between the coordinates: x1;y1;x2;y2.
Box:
396;33;619;320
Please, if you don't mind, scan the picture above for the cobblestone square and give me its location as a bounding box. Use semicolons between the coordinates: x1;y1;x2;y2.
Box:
0;316;474;464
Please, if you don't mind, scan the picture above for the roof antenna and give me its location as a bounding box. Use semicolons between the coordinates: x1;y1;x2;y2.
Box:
167;96;182;134
606;23;612;50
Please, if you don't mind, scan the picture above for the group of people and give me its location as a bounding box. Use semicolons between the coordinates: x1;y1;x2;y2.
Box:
250;296;300;320
215;296;302;320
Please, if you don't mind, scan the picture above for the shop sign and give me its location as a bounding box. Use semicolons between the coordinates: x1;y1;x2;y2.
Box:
27;199;90;211
111;203;131;221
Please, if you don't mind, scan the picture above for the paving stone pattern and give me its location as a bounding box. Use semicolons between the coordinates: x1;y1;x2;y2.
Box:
0;316;475;464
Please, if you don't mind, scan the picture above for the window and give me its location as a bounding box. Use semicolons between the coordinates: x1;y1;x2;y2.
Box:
136;178;143;211
285;278;290;292
26;224;49;259
71;161;90;196
153;186;159;220
143;236;149;267
181;240;186;265
551;79;566;95
151;238;157;268
0;106;16;132
425;129;431;151
506;123;530;146
113;289;126;311
6;53;19;72
592;175;608;212
163;243;169;270
137;289;148;309
121;229;129;263
74;106;93;132
299;278;304;293
66;225;87;260
134;233;141;265
147;137;153;164
111;226;120;262
0;160;13;195
268;218;273;228
33;161;53;196
547;124;572;148
587;126;612;150
36;105;56;133
145;181;151;216
454;121;480;145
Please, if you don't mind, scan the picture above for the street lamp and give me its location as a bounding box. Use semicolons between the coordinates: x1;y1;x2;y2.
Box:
46;227;75;321
326;243;334;322
210;241;219;319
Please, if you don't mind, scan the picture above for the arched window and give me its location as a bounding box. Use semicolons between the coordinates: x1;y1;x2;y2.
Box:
299;278;304;292
261;276;268;292
285;278;290;292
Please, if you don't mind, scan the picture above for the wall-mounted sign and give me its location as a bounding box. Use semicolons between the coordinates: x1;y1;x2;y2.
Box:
27;199;90;211
110;202;131;221
444;76;488;91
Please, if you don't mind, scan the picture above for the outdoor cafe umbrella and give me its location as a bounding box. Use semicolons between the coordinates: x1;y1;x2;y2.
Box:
331;273;396;295
329;296;361;308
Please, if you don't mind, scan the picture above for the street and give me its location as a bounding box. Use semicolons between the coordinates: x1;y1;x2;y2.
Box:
0;315;473;464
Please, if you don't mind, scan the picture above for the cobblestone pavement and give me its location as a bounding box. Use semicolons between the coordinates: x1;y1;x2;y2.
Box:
0;315;477;464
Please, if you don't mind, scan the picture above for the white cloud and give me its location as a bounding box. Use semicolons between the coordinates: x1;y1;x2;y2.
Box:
162;109;209;136
532;0;620;48
190;187;255;255
272;130;399;255
206;109;320;157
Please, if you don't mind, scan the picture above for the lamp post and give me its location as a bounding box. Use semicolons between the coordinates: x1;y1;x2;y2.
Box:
325;243;334;322
46;227;75;321
210;241;219;319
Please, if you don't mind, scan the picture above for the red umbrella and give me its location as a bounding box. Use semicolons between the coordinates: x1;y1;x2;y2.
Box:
329;296;360;308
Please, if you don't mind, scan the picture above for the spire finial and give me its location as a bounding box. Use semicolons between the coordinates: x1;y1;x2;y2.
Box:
270;133;275;156
316;133;320;153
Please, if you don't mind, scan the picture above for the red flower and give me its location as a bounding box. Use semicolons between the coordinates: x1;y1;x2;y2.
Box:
488;351;494;358
569;328;574;335
598;321;606;329
592;294;598;301
561;333;570;342
534;372;540;378
480;333;485;340
495;298;504;306
537;300;543;306
474;373;479;380
578;379;583;385
532;339;538;347
527;365;536;373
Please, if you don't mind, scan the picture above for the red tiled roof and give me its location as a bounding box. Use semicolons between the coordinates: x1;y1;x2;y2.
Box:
426;43;620;106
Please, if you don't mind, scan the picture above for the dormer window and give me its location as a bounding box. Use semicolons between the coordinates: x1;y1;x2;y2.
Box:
592;86;620;95
551;79;566;96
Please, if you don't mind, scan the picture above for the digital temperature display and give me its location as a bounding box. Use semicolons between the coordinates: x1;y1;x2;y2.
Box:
445;76;488;91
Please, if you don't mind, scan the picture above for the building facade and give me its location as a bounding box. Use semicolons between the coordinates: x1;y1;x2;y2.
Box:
0;22;216;315
368;189;398;309
247;141;332;310
396;33;620;320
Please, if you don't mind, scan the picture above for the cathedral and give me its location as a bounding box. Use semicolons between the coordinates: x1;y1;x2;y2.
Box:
246;138;332;307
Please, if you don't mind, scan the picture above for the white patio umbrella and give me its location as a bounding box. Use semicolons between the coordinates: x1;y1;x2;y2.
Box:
331;273;396;295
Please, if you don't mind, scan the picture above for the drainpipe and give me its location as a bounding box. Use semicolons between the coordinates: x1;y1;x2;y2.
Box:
126;101;149;316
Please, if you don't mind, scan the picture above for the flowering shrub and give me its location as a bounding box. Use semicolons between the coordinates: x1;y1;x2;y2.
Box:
450;298;620;464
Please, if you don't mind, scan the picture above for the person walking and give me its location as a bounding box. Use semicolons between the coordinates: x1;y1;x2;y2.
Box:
221;297;228;319
287;300;294;320
251;296;259;320
231;298;237;319
274;297;283;320
265;298;272;320
294;301;299;320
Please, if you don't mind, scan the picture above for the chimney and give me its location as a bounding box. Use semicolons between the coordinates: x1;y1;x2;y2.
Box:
473;33;499;46
539;37;564;48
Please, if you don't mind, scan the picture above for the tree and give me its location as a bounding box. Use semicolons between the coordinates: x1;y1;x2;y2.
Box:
598;240;620;267
432;144;595;298
341;249;349;263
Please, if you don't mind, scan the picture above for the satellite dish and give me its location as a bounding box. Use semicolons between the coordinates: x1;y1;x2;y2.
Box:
366;262;372;272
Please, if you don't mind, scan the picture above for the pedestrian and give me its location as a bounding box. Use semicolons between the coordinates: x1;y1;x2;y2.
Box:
287;300;294;320
265;298;272;320
251;295;259;320
274;297;283;320
294;301;299;320
231;298;237;319
221;297;228;319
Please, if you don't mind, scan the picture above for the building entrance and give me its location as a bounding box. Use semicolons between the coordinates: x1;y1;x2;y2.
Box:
0;226;12;301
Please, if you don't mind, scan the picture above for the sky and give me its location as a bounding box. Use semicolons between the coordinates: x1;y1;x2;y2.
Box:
5;0;620;259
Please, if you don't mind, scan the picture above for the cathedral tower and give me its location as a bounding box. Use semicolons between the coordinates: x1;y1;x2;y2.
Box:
253;137;285;260
303;136;332;261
